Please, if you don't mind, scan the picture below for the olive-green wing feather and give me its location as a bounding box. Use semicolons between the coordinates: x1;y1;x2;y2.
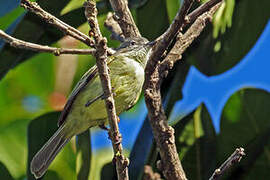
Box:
57;57;114;127
57;66;98;126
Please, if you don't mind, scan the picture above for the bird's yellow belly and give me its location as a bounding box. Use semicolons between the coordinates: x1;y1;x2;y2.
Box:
65;58;145;136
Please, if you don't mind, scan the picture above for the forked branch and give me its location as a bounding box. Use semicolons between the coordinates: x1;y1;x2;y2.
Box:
144;0;223;179
109;0;141;38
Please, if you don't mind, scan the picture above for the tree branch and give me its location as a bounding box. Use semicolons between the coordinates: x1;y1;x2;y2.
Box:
160;2;222;78
0;30;95;55
84;1;129;180
108;0;141;38
104;12;125;42
209;148;245;180
20;0;95;47
188;0;223;23
146;0;222;74
144;1;223;179
146;0;196;76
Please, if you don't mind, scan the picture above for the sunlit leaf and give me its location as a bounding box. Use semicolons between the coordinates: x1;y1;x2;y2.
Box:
166;0;180;23
187;0;270;75
0;119;28;178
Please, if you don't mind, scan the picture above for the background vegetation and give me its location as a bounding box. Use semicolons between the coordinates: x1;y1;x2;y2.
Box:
0;0;269;179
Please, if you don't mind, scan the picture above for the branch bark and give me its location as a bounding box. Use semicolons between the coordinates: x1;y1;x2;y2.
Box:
0;30;95;55
209;148;245;180
144;1;223;179
84;1;129;180
108;0;141;38
20;0;95;47
104;12;125;42
160;2;222;78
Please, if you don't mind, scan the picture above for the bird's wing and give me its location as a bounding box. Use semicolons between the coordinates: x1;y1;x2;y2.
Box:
57;57;115;127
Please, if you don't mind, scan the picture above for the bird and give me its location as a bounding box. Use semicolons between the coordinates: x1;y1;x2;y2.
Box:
30;37;154;178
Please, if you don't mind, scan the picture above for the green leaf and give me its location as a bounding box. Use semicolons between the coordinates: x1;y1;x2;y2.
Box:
136;0;170;40
0;119;29;178
0;161;15;180
100;161;117;180
187;0;270;75
27;112;76;180
166;0;180;23
218;89;270;179
175;105;217;180
0;6;25;30
129;0;149;9
76;130;91;180
0;0;87;80
43;170;61;180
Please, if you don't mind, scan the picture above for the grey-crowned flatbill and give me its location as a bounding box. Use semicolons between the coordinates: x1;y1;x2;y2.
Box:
30;37;154;178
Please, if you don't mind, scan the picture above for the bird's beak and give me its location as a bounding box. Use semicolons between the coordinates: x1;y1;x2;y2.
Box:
146;41;156;47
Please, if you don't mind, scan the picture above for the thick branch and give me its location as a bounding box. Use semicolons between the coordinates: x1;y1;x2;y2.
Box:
20;0;94;47
144;1;223;179
109;0;141;38
209;148;245;180
84;1;129;180
0;30;95;55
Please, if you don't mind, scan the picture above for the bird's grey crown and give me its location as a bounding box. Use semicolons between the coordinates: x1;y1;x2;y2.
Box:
117;37;149;50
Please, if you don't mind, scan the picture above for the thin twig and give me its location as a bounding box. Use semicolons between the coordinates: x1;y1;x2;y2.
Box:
84;1;129;180
146;0;196;75
143;0;223;179
0;30;95;55
20;0;95;47
143;1;197;180
104;12;125;42
188;0;223;23
160;2;222;78
209;148;245;180
109;0;141;38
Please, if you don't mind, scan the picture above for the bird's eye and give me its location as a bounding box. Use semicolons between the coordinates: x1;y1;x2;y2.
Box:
130;41;136;45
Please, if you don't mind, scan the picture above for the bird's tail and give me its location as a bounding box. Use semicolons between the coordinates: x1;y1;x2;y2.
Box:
30;124;70;179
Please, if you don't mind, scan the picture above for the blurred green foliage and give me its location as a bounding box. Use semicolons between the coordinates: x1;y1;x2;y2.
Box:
0;0;270;180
